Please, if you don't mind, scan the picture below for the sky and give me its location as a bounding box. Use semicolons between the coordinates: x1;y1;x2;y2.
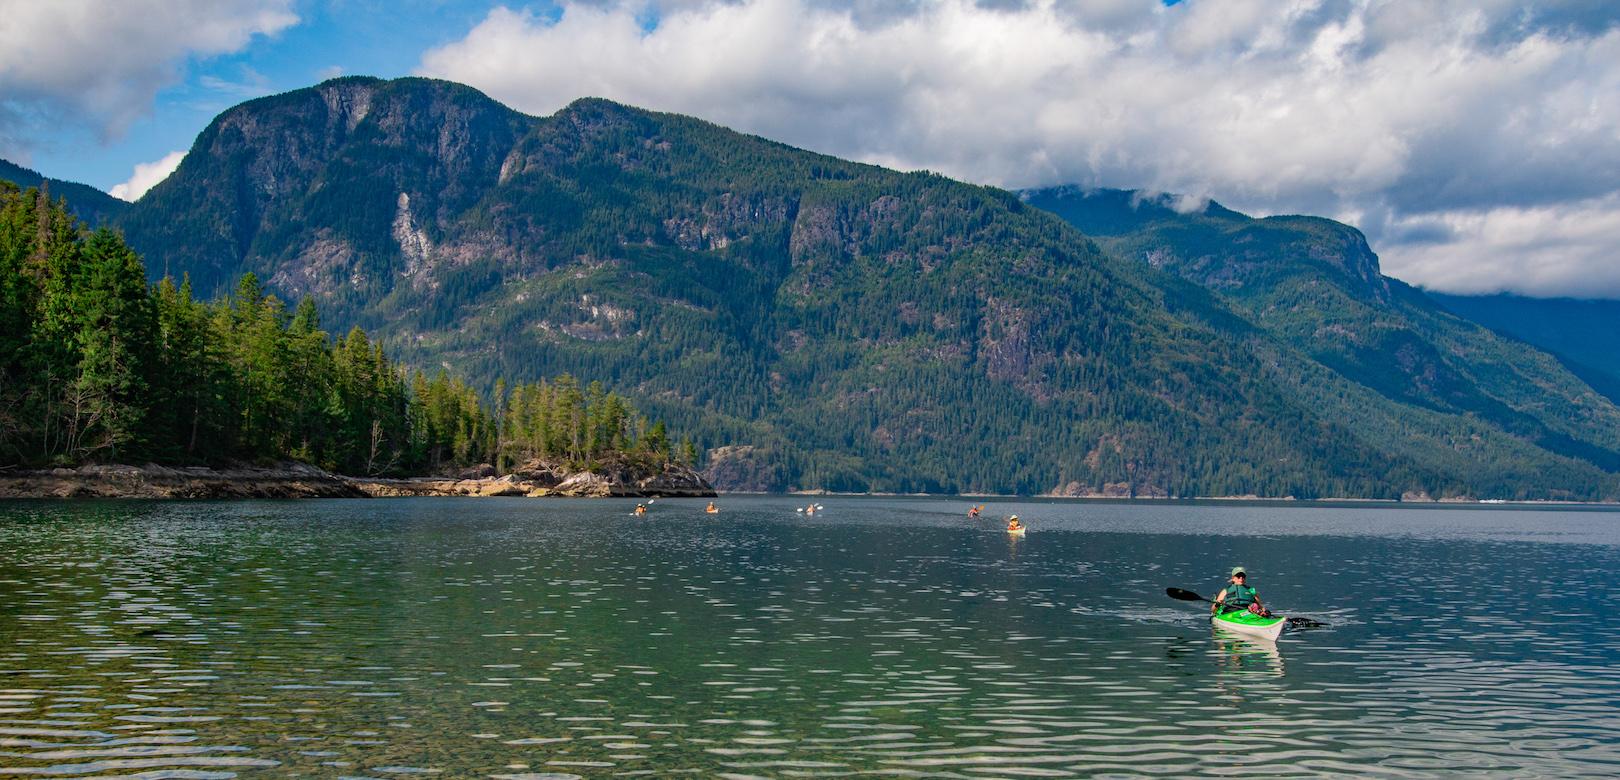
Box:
1;0;1618;298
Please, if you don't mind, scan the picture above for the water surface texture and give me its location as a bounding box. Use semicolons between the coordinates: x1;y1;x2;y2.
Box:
2;497;1618;779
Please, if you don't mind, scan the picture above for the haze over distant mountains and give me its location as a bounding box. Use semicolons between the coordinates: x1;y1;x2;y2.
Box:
1025;187;1620;500
8;76;1619;500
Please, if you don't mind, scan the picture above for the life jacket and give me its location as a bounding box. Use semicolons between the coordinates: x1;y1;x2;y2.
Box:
1220;583;1258;611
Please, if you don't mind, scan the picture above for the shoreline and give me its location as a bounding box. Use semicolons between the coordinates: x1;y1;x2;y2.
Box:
0;461;716;500
783;490;1619;507
2;465;1610;506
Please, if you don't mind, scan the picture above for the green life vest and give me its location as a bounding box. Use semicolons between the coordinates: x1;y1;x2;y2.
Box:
1221;583;1258;611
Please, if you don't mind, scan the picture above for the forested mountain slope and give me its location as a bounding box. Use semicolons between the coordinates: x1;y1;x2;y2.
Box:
1024;187;1620;500
109;76;1460;498
1427;293;1620;403
0;159;128;226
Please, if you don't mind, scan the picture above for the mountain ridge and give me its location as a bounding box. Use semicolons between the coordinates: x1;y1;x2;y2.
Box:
1023;186;1620;498
28;75;1607;500
104;76;1458;498
0;158;129;226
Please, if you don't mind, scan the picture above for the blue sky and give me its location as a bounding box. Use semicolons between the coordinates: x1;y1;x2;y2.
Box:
21;1;516;192
4;0;1620;297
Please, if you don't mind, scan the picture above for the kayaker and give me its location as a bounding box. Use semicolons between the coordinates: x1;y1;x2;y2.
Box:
969;506;981;518
1006;515;1024;532
1212;567;1267;616
705;502;719;513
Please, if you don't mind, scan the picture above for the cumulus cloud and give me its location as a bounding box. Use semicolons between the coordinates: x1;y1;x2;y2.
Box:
0;0;297;161
419;0;1620;296
1379;196;1620;297
109;150;186;202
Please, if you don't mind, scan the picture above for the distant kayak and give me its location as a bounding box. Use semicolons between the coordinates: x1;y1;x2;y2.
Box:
1212;609;1284;641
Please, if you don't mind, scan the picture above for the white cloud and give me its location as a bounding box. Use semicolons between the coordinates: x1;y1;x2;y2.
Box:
0;0;297;160
110;150;186;202
1380;195;1620;298
418;0;1620;296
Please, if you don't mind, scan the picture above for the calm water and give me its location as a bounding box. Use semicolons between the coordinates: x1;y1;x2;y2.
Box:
2;497;1619;780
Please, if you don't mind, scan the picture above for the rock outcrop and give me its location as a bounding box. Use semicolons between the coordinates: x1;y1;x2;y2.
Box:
0;457;715;499
0;462;366;499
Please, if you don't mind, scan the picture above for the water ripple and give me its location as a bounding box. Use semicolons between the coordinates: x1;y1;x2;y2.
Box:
3;497;1620;778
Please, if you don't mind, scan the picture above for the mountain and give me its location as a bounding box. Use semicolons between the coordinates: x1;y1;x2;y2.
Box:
1024;187;1620;499
110;76;1620;499
0;159;128;226
1426;293;1620;402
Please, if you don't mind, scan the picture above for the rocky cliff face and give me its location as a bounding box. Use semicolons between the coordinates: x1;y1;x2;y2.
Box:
117;77;533;299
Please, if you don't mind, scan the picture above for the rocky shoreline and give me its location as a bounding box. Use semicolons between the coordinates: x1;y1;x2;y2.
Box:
0;459;715;500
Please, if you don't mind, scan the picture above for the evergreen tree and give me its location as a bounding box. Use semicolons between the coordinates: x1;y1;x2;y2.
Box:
0;175;696;476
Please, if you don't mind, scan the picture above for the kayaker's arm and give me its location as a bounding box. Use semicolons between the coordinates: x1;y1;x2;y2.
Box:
1211;589;1225;614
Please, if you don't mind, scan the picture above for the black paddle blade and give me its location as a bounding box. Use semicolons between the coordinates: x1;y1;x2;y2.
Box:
1166;588;1205;602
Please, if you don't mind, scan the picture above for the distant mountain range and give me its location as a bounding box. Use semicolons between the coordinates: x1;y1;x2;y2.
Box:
1025;187;1620;499
0;159;128;226
5;76;1617;499
1425;293;1620;403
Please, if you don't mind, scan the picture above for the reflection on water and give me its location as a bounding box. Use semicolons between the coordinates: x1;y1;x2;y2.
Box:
1;496;1619;779
1211;633;1284;678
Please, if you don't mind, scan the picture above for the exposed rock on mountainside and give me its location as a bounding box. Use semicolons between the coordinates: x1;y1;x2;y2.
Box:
115;77;533;302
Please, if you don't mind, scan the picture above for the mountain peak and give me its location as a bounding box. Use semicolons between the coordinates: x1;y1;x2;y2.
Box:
1023;185;1386;303
122;75;534;297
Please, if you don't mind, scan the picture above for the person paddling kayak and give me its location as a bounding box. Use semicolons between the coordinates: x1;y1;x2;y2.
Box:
1212;567;1267;616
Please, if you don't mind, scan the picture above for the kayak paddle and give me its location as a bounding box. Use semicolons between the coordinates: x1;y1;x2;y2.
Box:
1166;587;1211;603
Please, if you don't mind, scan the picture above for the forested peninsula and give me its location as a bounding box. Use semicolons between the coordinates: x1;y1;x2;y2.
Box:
0;182;710;498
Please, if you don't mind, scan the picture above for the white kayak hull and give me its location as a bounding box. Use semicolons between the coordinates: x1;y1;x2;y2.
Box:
1212;610;1285;641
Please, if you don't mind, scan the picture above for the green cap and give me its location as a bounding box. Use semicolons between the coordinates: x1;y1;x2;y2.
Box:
1230;566;1247;576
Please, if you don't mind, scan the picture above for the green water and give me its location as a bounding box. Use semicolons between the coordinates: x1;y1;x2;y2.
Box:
2;496;1619;779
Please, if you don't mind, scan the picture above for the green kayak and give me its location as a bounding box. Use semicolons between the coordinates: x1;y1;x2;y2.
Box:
1212;609;1285;641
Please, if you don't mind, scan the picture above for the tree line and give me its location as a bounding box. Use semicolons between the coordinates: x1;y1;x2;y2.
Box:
0;182;690;474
